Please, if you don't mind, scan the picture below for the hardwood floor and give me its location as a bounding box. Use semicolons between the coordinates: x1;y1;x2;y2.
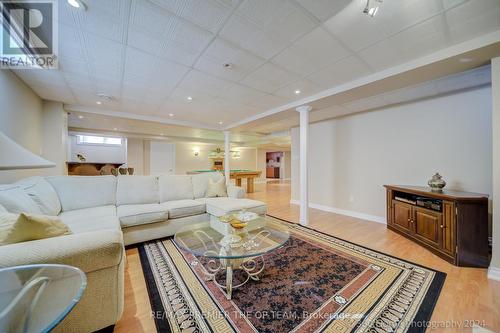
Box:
115;181;500;332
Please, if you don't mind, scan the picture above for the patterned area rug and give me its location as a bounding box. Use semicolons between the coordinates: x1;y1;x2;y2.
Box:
139;217;445;333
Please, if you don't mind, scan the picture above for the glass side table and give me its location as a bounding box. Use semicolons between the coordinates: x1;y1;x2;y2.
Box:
174;215;290;300
0;264;87;333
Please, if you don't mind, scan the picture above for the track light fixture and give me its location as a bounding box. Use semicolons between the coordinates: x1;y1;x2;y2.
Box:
363;0;383;17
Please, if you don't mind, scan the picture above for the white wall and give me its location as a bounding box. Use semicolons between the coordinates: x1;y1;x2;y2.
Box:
490;58;500;275
292;86;493;220
67;134;127;164
0;70;66;183
127;138;145;175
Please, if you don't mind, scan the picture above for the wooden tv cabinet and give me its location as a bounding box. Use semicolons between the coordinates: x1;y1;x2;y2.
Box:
384;185;489;267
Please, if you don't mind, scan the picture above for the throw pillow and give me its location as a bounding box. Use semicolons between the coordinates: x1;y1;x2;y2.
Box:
206;177;228;198
0;212;72;245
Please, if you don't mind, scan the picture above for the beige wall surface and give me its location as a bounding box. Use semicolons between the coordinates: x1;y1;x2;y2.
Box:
127;138;145;175
42;101;68;176
292;86;493;220
0;70;45;183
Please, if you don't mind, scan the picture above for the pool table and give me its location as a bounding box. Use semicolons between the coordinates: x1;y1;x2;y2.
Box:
187;170;262;193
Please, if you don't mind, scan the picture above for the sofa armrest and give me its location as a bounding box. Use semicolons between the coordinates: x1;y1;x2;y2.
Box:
0;229;124;273
227;185;245;199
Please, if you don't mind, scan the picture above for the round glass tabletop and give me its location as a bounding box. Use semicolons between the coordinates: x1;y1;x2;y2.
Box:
174;215;290;259
0;264;87;333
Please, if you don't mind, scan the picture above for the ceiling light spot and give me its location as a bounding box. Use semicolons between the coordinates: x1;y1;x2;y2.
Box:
294;90;301;95
160;133;164;136
67;0;86;10
218;121;223;125
187;96;193;101
363;0;382;17
113;128;118;131
96;101;102;105
169;113;174;117
78;115;84;119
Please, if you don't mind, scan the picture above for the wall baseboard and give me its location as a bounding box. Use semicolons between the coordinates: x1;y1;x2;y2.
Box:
488;266;500;281
290;199;386;224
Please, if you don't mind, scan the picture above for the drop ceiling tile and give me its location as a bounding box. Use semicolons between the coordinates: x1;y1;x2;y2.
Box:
58;23;85;63
442;0;469;10
177;70;233;97
358;15;449;71
307;56;372;88
377;0;442;36
220;15;289;59
245;93;288;110
323;0;390;52
272;27;350;76
194;38;266;81
129;0;176;36
296;0;351;22
127;30;165;58
236;0;317;42
84;33;125;80
445;0;500;44
161;19;215;66
152;0;234;33
217;83;267;105
273;79;322;100
240;63;300;93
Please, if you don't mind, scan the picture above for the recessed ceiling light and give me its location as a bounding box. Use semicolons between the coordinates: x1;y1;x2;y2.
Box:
294;90;301;95
160;133;164;136
96;101;102;105
169;113;174;117
363;0;382;17
113;128;118;131
218;121;223;125
78;115;84;119
67;0;86;10
187;96;193;101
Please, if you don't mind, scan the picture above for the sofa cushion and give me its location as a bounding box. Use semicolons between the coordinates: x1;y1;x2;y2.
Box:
0;186;42;214
117;176;159;205
58;205;120;233
192;172;224;199
47;176;117;211
0;212;72;245
159;175;194;202
117;204;168;228
16;177;61;215
204;198;267;217
161;200;206;219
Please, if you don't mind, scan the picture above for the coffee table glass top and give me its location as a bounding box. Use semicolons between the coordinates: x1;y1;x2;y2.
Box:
174;215;290;259
0;264;86;333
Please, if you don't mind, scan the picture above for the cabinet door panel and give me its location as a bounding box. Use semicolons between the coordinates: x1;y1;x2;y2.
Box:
413;207;441;248
442;201;455;256
393;202;412;232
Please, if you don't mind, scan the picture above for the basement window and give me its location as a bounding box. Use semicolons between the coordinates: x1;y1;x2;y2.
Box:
76;135;123;146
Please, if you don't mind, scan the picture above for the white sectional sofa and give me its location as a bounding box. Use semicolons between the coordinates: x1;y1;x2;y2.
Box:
0;172;266;332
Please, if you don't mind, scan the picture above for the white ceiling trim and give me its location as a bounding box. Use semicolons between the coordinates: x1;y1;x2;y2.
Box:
224;29;500;130
64;104;221;130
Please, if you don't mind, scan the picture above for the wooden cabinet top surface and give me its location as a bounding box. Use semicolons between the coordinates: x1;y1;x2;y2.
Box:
384;185;488;202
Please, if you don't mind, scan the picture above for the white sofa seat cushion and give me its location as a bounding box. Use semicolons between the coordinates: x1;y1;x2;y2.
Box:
59;205;120;234
117;204;168;228
204;198;267;217
16;177;61;215
47;176;117;211
117;176;159;205
159;175;194;202
161;200;206;219
0;186;42;214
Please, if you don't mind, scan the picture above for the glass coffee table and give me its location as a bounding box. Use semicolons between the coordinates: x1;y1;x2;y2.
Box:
174;215;290;299
0;264;86;333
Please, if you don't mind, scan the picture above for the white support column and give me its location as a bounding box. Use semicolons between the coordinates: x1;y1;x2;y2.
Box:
224;130;231;185
296;105;311;226
489;58;500;281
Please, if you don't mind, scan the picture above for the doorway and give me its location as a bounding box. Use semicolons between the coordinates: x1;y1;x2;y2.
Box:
266;152;283;179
